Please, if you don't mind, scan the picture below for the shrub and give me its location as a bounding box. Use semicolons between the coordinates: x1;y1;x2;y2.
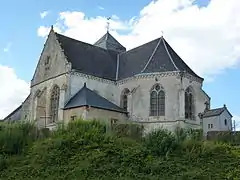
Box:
0;121;39;155
0;119;240;179
111;122;144;139
143;128;178;156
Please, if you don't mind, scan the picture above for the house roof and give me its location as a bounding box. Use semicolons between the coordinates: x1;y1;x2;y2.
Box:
64;83;127;113
54;30;202;81
118;36;203;80
3;94;30;122
202;106;233;118
94;32;126;53
3;105;22;122
55;33;118;81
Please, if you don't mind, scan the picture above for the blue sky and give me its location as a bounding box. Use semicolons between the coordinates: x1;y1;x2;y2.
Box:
0;0;210;81
0;0;239;126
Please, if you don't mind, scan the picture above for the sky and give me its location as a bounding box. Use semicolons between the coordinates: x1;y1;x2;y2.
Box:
0;0;239;128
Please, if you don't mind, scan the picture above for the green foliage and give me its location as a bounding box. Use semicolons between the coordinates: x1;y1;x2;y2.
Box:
0;121;40;155
208;131;240;145
143;128;178;156
0;119;240;179
111;122;144;139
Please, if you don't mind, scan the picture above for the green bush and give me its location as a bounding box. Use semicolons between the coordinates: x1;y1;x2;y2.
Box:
0;121;39;155
143;128;178;156
0;119;240;179
111;122;144;139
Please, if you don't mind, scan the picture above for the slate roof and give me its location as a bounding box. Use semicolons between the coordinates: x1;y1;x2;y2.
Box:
56;33;118;80
55;30;202;81
3;94;30;122
118;36;202;80
64;83;127;113
202;106;233;118
94;32;126;53
3;105;22;122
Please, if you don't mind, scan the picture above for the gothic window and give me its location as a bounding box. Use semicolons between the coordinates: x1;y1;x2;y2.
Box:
185;87;195;120
121;88;130;111
150;84;165;116
50;85;60;123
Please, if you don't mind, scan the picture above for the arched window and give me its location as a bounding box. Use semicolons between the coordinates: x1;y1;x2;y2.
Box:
121;88;130;111
150;84;165;116
50;85;60;123
185;87;195;120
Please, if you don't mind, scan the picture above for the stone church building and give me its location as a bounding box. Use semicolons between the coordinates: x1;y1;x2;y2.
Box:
4;26;232;132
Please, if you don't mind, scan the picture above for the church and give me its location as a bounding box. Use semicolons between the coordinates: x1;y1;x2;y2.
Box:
4;26;233;133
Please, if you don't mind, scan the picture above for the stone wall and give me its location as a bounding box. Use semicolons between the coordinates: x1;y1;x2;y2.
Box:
63;106;127;124
70;71;118;105
117;72;209;126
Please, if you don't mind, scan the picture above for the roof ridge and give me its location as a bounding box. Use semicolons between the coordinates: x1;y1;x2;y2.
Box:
120;37;160;55
162;37;179;71
56;33;94;47
140;38;162;73
93;32;126;51
3;105;22;120
56;32;119;54
115;54;120;80
64;84;126;113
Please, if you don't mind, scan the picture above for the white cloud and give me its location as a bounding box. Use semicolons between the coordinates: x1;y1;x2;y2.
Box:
37;26;63;38
37;26;51;37
98;6;104;10
3;43;12;52
37;0;240;79
40;11;49;19
0;65;30;119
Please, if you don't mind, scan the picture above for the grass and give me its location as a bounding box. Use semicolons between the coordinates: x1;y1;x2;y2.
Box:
0;119;240;179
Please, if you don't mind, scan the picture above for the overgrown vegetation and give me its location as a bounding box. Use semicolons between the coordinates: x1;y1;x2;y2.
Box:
0;119;240;179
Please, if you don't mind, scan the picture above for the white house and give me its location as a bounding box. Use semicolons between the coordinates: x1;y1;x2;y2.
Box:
201;104;233;136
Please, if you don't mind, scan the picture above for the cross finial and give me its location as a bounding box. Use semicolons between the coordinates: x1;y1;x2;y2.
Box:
106;17;111;32
161;30;164;37
50;25;54;32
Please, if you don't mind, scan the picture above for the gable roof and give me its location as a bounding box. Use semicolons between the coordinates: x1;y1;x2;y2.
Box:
3;94;30;122
55;33;118;80
118;36;203;80
3;105;22;122
64;83;127;113
53;30;202;81
202;106;233;118
94;32;126;53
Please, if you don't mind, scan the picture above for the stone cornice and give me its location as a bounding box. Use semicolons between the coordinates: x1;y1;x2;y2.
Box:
179;72;203;84
71;70;116;85
70;70;203;86
31;72;67;88
117;71;180;85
